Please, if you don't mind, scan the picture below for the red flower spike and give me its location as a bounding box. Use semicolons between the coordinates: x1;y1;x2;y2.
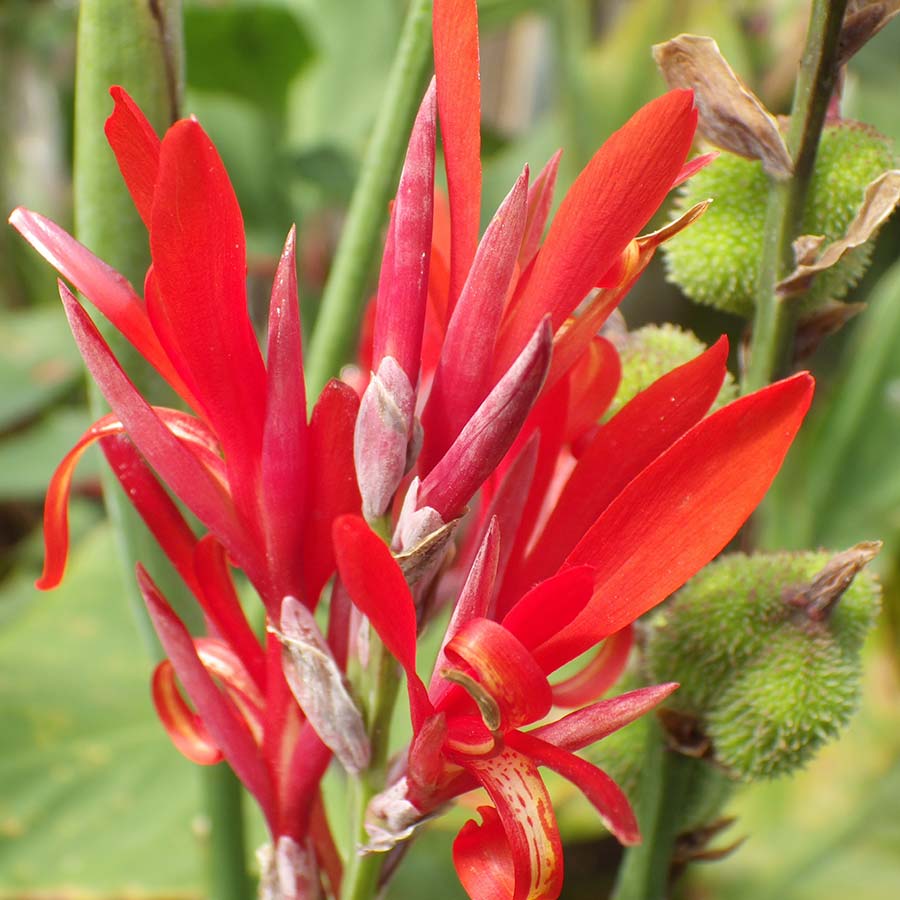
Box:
433;0;482;309
371;82;437;388
445;618;552;730
544;373;815;668
262;226;308;593
7;208;194;406
149;117;267;530
139;567;274;820
302;380;362;607
550;625;634;708
506;731;639;846
332;515;433;731
456;746;564;900
519;151;562;270
495;90;697;372
417;317;552;520
152;660;223;765
529;683;679;753
520;336;729;591
104;85;162;229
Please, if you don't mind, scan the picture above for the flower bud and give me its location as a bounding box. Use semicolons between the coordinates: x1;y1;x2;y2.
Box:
663;122;895;316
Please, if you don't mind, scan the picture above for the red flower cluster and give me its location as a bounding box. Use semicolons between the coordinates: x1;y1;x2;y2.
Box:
10;2;812;897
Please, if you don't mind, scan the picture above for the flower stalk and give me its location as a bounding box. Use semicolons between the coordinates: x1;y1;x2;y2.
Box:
305;0;434;401
742;0;849;393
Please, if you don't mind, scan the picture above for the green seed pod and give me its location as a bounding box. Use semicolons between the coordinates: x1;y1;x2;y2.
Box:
663;122;895;316
608;324;738;417
645;547;881;781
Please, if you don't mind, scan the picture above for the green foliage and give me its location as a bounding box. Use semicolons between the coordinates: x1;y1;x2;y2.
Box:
663;123;895;316
646;551;881;780
608;323;738;416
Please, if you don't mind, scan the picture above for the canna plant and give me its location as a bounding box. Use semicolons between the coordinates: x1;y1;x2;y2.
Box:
7;2;828;899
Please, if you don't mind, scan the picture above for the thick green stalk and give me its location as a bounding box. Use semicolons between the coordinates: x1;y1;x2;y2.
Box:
74;4;249;898
742;0;848;392
304;0;433;401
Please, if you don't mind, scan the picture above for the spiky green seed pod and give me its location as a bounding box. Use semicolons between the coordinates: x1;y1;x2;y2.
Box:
645;549;881;781
663;123;895;316
608;324;738;416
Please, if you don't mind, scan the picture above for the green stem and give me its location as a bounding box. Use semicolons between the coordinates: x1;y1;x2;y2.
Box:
74;4;249;898
742;0;848;393
610;718;698;900
341;639;403;900
304;0;434;401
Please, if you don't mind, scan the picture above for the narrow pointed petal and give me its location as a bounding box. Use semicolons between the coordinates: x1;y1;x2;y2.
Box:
418;317;552;520
519;151;562;270
529;684;679;752
550;625;634;708
673;151;718;188
262;227;307;593
8;208;194;405
152;660;224;765
277;596;370;774
506;731;639;846
332;515;433;731
139;568;273;819
456;747;564;900
302;380;362;607
104;85;161;229
149;117;267;517
496;90;697;370
193;536;267;691
564;336;621;448
544;373;815;668
58;284;252;569
429;519;501;698
372;83;436;387
433;0;482;308
422;169;529;470
523;337;729;586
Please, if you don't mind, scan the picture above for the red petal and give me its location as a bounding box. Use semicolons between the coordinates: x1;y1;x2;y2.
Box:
433;0;482;308
302;380;362;607
149;117;267;526
104;86;161;229
8;208;194;406
550;625;634;708
530;684;679;752
672;151;718;188
139;567;273;819
152;659;223;765
496;90;697;370
519;151;562;270
372;83;436;386
455;746;563;900
418;318;552;520
453;807;516;900
332;515;433;731
523;336;729;589
444;618;552;730
506;730;639;846
262;227;308;595
422;168;529;471
563;336;621;448
544;373;814;667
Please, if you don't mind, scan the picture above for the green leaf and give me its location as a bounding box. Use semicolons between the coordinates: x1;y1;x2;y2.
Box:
0;525;204;892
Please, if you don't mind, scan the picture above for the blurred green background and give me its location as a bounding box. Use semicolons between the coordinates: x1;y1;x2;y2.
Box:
1;1;899;897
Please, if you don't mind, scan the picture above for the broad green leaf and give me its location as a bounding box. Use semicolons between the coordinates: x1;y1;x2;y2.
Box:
0;525;204;892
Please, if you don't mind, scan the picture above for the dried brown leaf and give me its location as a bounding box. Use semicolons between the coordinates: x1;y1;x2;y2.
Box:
777;170;900;296
653;34;793;178
839;2;900;67
794;300;866;361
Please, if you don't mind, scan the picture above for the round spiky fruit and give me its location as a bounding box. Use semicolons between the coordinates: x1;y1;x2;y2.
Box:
608;324;738;417
645;549;881;781
663;122;895;316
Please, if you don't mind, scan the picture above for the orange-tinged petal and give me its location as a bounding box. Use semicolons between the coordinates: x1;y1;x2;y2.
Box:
550;625;634;708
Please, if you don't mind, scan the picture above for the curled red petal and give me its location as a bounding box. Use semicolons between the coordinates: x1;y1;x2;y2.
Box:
506;730;639;846
550;625;634;708
332;515;433;731
152;660;223;765
453;806;516;900
104;85;161;229
433;0;482;308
